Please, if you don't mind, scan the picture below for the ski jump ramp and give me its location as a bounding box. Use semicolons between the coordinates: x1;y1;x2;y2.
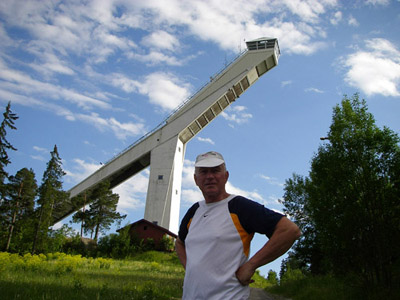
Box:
55;37;280;233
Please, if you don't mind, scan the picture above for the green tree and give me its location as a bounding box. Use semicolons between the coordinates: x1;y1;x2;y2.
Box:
281;174;327;275
281;94;400;287
0;102;18;196
70;192;94;237
75;181;126;241
267;270;278;285
32;145;69;254
71;206;96;238
1;168;37;252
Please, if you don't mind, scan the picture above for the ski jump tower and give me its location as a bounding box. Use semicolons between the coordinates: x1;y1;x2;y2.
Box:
55;37;280;233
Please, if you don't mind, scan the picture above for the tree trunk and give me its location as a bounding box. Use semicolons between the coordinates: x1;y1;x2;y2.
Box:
94;222;100;241
31;205;43;254
81;193;86;237
5;200;18;251
5;182;23;251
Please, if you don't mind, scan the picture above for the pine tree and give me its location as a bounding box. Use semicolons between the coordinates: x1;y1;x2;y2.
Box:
32;145;69;254
0;102;18;197
73;181;126;241
1;168;37;252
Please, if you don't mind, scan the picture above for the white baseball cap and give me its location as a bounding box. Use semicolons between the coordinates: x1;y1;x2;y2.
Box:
195;151;225;167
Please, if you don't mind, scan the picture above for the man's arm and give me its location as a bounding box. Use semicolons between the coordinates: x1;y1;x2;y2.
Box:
235;217;301;285
175;237;187;269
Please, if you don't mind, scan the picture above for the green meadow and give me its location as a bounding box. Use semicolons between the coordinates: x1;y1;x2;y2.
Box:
0;251;185;300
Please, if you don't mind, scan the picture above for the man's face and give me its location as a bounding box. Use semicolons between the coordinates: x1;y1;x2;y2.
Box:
194;164;229;202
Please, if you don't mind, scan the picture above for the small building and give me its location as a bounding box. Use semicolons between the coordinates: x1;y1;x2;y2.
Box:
118;219;177;249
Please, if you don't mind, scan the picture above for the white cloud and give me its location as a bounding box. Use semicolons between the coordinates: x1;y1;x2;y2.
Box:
182;188;204;205
267;194;281;206
281;80;292;87
226;182;264;202
305;87;324;93
280;0;338;24
113;173;148;213
342;38;400;97
197;137;215;145
348;15;359;27
259;20;328;55
76;112;147;140
141;31;180;51
259;174;284;187
365;0;390;5
330;11;342;25
33;146;49;153
65;158;102;184
127;51;184;66
0;62;111;111
137;72;192;111
111;71;191;111
30;155;46;162
221;105;253;124
84;140;94;146
181;159;196;188
111;73;140;93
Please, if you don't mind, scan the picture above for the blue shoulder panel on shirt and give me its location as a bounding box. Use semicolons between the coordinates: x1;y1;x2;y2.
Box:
178;202;200;242
228;196;284;238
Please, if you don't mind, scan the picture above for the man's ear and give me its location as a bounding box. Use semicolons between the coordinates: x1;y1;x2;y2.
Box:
194;173;199;186
225;170;229;182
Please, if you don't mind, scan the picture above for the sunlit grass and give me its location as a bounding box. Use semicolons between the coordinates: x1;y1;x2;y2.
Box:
0;251;184;299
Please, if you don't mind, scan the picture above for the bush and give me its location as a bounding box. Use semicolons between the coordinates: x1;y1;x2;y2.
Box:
280;267;305;284
159;235;175;252
267;270;279;285
97;228;139;258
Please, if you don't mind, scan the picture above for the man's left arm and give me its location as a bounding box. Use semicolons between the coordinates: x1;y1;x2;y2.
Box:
235;217;301;285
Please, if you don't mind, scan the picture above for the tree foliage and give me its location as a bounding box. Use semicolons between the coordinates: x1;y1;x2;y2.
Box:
72;181;126;241
1;168;38;252
32;145;69;254
0;102;18;194
281;94;400;287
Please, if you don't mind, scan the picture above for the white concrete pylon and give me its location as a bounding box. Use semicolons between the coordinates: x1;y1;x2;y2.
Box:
144;136;185;233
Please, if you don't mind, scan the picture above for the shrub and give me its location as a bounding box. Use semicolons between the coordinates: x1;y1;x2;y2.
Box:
159;235;175;252
280;267;305;284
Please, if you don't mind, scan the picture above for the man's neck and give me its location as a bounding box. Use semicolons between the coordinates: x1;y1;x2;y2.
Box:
204;192;230;204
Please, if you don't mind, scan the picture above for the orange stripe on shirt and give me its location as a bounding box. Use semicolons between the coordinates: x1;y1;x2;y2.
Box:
187;218;193;230
230;213;254;257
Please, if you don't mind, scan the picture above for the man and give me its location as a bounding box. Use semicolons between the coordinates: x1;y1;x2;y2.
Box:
175;151;301;300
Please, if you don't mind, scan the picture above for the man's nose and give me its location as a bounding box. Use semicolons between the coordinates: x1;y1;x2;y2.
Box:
205;171;215;178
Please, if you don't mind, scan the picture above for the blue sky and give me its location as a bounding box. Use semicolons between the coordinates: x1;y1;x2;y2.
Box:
1;0;400;276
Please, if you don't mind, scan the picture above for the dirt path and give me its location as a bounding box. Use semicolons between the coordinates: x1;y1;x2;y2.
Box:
249;288;291;300
174;287;290;300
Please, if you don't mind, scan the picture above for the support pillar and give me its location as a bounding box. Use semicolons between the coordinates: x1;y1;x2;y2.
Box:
144;136;185;233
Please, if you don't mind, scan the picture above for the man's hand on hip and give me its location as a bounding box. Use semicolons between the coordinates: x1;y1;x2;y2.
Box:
235;263;255;286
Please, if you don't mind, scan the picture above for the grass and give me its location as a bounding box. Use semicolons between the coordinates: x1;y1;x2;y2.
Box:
266;274;400;300
266;275;361;300
0;251;273;300
0;251;185;299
